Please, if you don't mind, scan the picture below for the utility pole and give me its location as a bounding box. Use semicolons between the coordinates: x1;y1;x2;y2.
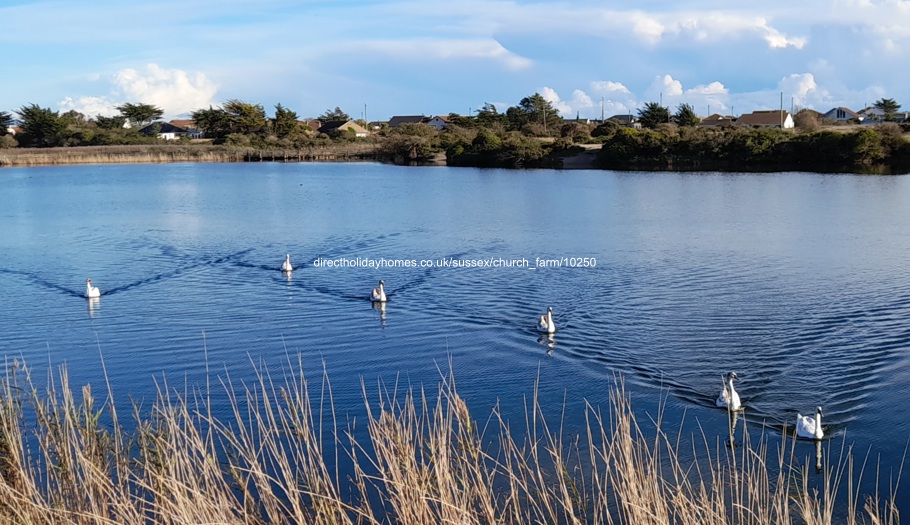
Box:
780;91;784;128
601;96;605;122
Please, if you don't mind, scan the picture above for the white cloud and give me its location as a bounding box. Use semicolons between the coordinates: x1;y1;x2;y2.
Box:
540;87;599;117
631;13;666;43
590;81;631;96
686;81;728;96
761;22;808;49
59;64;218;119
650;74;683;97
776;72;830;108
59;96;119;118
352;38;533;70
113;64;218;116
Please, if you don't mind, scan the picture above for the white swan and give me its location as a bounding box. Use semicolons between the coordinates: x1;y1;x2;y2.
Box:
281;254;293;272
537;307;556;334
797;406;824;440
715;372;742;411
371;280;387;303
85;279;101;299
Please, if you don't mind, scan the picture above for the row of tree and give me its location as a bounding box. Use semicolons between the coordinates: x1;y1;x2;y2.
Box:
3;93;908;173
0;101;358;148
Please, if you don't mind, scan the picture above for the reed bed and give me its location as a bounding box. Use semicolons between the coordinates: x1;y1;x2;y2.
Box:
0;359;899;524
0;144;382;167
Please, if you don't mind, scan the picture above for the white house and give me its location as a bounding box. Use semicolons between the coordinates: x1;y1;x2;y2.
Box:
822;107;859;122
138;122;190;140
425;115;451;131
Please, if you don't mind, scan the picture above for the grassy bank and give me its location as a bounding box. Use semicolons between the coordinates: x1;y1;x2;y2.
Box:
0;360;899;524
0;143;384;167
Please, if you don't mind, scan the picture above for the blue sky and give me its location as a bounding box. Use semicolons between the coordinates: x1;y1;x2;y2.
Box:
3;0;910;121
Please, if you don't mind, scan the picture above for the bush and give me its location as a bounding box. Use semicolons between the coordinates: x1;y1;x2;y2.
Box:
225;133;252;147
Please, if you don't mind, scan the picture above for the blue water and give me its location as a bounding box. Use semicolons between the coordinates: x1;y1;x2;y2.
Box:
2;162;910;509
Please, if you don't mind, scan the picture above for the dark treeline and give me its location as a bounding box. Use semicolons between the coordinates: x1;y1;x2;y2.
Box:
4;96;910;172
594;122;910;172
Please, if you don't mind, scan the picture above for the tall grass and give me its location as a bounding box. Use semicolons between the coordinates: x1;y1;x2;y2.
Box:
0;144;382;167
0;359;899;524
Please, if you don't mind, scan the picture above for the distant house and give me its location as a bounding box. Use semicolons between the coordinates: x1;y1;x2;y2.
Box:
6;126;22;135
736;110;794;129
607;114;641;129
299;119;322;132
857;107;885;122
697;114;736;128
426;115;452;131
859;107;910;123
138;121;190;140
168;119;204;138
317;120;369;138
821;107;859;122
388;115;426;128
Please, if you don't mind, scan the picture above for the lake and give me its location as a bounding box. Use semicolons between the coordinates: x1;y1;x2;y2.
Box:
1;161;909;510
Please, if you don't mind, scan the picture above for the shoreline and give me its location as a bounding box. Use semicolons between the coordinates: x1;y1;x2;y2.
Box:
0;144;383;168
2;143;907;173
0;143;602;170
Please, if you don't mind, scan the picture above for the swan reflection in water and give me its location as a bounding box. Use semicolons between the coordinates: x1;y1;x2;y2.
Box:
725;409;740;449
815;439;823;474
537;333;556;356
372;300;387;327
87;297;100;318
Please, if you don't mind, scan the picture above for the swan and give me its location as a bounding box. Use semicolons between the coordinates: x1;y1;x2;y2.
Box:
537;307;556;334
797;406;824;440
85;279;101;299
371;280;387;303
281;254;293;272
715;372;742;411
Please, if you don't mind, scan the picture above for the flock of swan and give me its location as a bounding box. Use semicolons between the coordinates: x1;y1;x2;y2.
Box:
716;372;824;440
85;253;824;441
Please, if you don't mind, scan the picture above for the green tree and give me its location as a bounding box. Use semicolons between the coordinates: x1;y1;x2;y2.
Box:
1;111;15;135
15;104;65;147
191;106;233;139
873;98;901;121
223;99;267;135
383;122;440;161
637;102;671;129
318;107;350;122
446;112;474;127
191;100;267;139
849;128;885;162
272;103;299;138
475;103;504;127
472;128;502;151
507;93;562;135
673;103;700;127
95;115;128;130
116;102;164;128
59;110;88;127
591;119;621;138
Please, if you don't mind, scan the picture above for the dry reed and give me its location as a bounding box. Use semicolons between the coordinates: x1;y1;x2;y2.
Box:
0;358;900;524
0;144;382;167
